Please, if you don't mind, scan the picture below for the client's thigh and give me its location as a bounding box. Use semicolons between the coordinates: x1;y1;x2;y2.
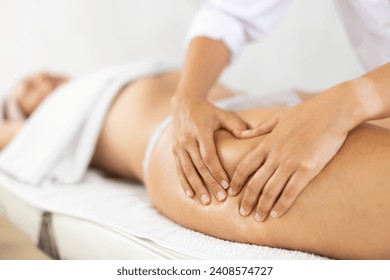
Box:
145;111;390;259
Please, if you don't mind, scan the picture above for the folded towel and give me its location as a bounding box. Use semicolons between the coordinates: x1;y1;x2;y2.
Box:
0;60;179;185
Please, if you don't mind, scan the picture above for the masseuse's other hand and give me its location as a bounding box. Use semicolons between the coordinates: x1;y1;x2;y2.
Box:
172;95;248;205
229;89;352;221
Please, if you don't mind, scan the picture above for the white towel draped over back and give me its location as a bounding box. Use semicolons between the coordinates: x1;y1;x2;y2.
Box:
0;60;179;186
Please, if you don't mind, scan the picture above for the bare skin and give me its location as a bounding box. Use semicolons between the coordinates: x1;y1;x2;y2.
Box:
173;36;390;223
146;118;390;260
13;72;68;117
92;72;390;259
91;72;235;180
2;71;390;259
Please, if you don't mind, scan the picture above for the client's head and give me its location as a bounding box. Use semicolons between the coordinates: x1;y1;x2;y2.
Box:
12;72;68;116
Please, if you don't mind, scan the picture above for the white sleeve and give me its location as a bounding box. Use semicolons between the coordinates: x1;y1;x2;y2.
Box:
186;0;292;62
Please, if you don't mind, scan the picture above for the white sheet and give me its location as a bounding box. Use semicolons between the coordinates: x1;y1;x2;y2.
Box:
0;171;325;259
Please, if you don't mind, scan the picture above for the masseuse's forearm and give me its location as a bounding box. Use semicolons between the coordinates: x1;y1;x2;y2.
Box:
346;62;390;127
174;37;230;101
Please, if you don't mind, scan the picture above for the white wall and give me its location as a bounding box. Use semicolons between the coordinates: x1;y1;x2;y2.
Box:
0;0;364;96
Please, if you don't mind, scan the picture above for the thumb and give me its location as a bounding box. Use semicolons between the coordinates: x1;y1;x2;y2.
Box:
240;117;279;138
219;111;249;137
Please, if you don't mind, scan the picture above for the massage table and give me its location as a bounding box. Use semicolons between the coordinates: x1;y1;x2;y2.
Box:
0;171;324;260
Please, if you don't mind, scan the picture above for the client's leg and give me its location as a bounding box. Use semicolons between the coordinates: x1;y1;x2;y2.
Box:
145;107;390;259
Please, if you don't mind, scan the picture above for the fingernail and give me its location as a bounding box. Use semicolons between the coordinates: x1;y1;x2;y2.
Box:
270;210;278;218
217;191;226;201
221;180;229;189
239;207;246;216
186;190;193;198
201;194;210;205
242;130;251;136
255;213;261;222
228;188;234;196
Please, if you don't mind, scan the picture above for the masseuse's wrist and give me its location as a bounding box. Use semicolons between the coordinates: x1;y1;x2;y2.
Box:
171;90;207;111
312;80;369;135
343;77;385;127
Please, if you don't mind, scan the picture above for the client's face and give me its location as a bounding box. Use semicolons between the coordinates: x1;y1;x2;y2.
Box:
13;72;68;116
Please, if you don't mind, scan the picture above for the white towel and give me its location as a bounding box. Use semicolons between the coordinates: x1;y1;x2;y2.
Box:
0;91;26;122
0;60;179;185
0;171;324;260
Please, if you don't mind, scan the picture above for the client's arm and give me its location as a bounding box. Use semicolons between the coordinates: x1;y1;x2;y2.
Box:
0;121;23;149
0;72;68;150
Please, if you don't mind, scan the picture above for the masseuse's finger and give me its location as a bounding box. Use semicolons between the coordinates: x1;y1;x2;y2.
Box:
239;160;275;216
173;151;194;199
187;141;226;202
229;143;267;196
219;110;249;138
270;170;311;218
198;134;230;190
178;149;211;205
240;116;278;139
254;166;294;221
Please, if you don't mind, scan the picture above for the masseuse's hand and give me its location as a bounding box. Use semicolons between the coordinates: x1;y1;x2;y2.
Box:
172;95;248;204
229;88;355;221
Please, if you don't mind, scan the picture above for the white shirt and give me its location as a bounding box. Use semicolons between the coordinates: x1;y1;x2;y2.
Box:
187;0;390;71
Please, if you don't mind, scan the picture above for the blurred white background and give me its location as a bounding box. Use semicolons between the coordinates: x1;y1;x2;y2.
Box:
0;0;364;97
